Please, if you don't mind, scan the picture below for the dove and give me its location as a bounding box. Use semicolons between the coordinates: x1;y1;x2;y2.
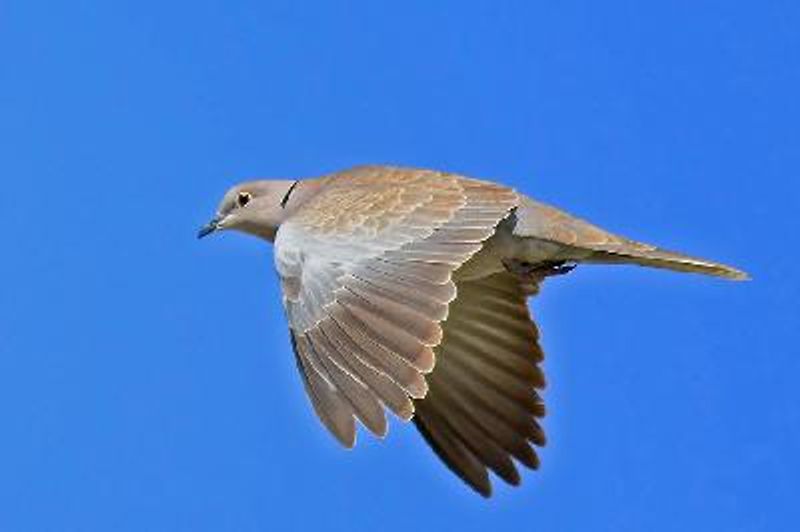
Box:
198;165;746;497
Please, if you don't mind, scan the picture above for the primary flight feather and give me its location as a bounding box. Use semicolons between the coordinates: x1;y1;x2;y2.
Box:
198;165;746;497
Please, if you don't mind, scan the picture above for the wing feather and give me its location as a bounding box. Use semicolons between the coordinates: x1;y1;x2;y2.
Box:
421;386;521;486
327;303;429;398
337;285;443;345
306;329;387;437
291;333;356;447
414;402;492;497
317;319;415;420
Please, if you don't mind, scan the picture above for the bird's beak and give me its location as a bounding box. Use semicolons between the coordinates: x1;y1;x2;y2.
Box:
197;216;222;239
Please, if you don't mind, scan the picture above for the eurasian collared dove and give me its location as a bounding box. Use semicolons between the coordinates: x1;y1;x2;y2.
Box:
198;165;746;497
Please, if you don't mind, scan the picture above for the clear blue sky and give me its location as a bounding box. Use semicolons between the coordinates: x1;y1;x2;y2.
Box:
1;2;797;531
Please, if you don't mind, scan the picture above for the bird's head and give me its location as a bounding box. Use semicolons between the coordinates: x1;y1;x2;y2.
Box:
198;179;313;242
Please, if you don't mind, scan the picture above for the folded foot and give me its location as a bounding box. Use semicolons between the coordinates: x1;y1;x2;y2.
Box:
503;259;578;284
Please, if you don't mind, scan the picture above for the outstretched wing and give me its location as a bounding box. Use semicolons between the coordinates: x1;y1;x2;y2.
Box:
274;166;519;446
413;272;546;497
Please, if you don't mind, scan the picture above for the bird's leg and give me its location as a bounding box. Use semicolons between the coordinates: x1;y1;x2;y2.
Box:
503;259;578;283
543;261;578;277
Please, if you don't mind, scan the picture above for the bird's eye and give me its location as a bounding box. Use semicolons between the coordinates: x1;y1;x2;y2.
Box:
237;191;252;207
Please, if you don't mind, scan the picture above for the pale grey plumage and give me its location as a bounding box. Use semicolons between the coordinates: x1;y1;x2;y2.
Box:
199;165;747;497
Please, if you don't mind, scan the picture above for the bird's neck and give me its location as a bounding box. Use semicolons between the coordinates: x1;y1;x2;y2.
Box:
263;178;325;242
280;178;324;216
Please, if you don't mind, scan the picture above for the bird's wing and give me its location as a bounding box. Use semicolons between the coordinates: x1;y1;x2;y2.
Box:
413;271;546;497
274;166;519;446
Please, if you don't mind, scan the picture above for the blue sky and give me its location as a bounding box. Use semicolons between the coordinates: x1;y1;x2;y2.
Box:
1;1;798;530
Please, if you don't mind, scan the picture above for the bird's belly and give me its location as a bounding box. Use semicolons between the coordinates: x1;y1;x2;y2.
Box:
454;218;570;282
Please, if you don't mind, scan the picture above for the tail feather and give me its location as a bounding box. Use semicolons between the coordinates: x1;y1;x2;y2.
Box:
582;245;749;281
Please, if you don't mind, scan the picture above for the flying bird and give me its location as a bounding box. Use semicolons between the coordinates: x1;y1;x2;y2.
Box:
198;165;746;497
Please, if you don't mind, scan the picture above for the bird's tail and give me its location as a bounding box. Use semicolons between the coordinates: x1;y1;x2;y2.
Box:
580;245;749;280
512;197;749;281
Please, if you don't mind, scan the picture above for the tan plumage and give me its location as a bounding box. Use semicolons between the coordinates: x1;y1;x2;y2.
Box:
199;165;747;497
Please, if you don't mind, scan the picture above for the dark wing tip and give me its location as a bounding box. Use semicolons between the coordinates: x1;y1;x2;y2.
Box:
412;415;493;498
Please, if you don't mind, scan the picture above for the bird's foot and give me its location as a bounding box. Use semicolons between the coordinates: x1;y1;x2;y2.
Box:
503;259;578;282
